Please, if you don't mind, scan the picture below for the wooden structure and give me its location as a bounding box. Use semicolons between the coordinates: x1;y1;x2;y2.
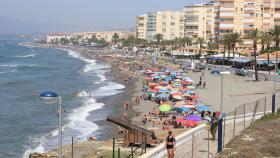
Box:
107;116;162;147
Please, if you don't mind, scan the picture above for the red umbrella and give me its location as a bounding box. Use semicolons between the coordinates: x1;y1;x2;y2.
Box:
149;89;157;93
172;92;182;96
181;87;189;91
144;76;152;80
176;118;188;123
159;81;167;85
190;95;200;99
182;81;190;85
183;120;198;127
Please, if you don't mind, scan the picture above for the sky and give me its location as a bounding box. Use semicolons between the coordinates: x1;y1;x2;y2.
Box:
0;0;203;33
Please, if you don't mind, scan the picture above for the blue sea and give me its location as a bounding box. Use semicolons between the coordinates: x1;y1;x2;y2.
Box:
0;39;125;158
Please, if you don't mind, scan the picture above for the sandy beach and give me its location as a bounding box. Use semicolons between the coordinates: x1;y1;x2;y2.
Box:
27;43;280;158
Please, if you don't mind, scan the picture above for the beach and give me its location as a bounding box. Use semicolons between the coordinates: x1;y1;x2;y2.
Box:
26;43;280;158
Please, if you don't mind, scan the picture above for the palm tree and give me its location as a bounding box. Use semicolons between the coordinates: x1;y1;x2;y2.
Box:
195;37;205;56
221;34;231;64
248;28;260;81
260;31;273;51
228;32;243;58
269;25;280;48
207;35;215;51
154;33;163;48
185;37;193;47
112;33;119;44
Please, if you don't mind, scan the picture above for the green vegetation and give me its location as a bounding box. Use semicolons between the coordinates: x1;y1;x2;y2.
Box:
255;109;280;124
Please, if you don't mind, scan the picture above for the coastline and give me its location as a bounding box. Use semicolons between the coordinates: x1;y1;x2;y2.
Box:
24;43;143;157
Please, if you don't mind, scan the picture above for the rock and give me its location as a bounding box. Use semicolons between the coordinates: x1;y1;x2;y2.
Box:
29;152;57;158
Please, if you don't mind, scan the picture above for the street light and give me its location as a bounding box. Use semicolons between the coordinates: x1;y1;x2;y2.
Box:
210;70;229;153
39;91;62;158
272;52;278;114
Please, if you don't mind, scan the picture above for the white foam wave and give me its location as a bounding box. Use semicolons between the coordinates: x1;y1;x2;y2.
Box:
66;98;104;138
93;82;125;97
22;137;45;158
15;54;35;58
0;64;36;68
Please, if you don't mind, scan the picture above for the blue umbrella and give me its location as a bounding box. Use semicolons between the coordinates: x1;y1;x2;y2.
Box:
196;105;209;112
180;107;190;112
186;90;195;94
158;88;169;93
157;93;168;98
164;77;172;81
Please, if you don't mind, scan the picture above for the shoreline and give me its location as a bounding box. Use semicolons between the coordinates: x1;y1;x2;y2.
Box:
24;43;144;157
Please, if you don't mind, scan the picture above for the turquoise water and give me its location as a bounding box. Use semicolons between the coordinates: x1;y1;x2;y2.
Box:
0;40;124;158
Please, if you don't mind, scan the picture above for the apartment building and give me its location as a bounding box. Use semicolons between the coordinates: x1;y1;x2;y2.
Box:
184;2;216;39
214;0;280;46
136;11;185;41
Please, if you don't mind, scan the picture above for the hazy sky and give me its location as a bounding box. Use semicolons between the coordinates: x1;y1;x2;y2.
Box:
0;0;202;33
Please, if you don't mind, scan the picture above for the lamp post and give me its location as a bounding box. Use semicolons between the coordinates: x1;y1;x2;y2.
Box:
272;52;278;114
39;91;62;158
210;70;229;153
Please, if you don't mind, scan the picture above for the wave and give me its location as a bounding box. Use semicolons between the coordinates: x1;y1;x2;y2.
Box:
93;82;125;97
0;70;16;74
0;64;37;68
14;54;35;58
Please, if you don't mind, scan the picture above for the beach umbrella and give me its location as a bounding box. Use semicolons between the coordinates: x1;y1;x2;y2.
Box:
153;76;160;79
164;77;172;81
176;118;188;123
158;88;169;93
148;89;157;93
190;95;200;99
165;85;173;89
174;79;181;82
181;87;189;91
171;107;183;112
159;81;167;85
182;93;191;97
186;90;195;94
196;105;209;112
185;115;201;122
144;76;152;80
180;107;190;112
173;95;183;100
172;91;182;96
187;86;196;90
182;81;190;85
184;105;195;108
175;101;186;107
159;104;172;112
157;93;169;98
149;83;158;89
170;73;177;77
183;120;198;127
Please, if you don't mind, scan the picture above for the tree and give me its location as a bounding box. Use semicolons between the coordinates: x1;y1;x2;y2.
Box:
112;33;119;44
195;37;205;56
228;32;243;58
207;35;215;51
154;33;163;47
221;34;231;63
248;28;260;81
185;37;193;47
269;25;280;48
260;31;273;51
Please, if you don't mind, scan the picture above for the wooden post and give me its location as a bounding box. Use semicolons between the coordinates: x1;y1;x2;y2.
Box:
233;108;237;139
208;131;210;158
192;134;195;158
118;148;120;158
71;137;74;158
264;97;267;115
144;134;147;153
131;145;134;158
113;138;115;158
243;104;246;129
223;118;226;148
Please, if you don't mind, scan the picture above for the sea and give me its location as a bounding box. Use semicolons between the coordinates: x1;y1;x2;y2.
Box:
0;39;125;158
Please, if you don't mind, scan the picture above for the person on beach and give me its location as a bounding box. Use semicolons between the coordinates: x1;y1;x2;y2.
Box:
165;130;176;158
122;111;127;120
123;100;129;110
210;112;218;140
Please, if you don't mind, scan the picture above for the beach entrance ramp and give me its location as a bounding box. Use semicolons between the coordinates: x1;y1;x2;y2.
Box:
107;116;162;147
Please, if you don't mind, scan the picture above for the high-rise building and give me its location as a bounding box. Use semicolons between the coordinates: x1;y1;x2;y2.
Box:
184;2;216;39
214;0;280;47
136;11;185;41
